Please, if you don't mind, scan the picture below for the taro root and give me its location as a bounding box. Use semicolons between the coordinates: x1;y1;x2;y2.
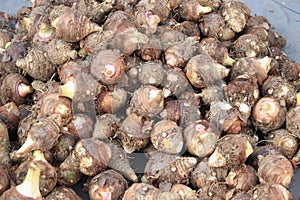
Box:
162;67;189;98
116;113;153;153
16;46;56;81
226;164;257;191
45;38;77;65
105;140;138;182
66;113;94;139
0;164;10;196
36;92;72;125
252;97;286;133
133;9;161;35
50;5;102;42
285;93;300;137
90;49;127;85
14;150;57;196
170;184;198;200
150;119;183;154
230;56;272;85
44;186;82;200
173;20;201;39
159;99;201;127
10;114;62;159
267;129;298;159
17;114;37;145
1;152;43;200
0;102;22;134
184;120;220;158
0;30;11;49
134;0;170;23
279;61;300;82
220;0;251;33
251;183;292;200
191;158;228;189
58;138;111;185
207;101;245;134
0;121;10;166
199;84;226;105
208;134;253;169
79;30;114;57
262;76;296;107
178;0;212;22
158;29;186;50
58;61;82;84
142;152;197;186
0;73;33;106
128;85;164;118
137;61;165;86
199;13;235;41
257;154;294;187
185;53;230;89
137;35;162;61
95;86;127;114
232;33;268;58
89;170;128;200
2;40;28;64
51;131;77;165
199;37;235;66
92;114;119;140
77;0;113;23
225;74;260;111
164;37;200;68
197;181;229;200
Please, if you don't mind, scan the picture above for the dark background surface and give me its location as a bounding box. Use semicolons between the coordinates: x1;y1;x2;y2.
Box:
1;0;300;199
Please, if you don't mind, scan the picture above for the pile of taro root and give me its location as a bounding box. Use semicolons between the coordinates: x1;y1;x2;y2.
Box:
1;0;300;199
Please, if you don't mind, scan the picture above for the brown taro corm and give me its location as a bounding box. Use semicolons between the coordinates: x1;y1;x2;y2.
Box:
137;35;162;61
286;93;300;137
0;164;10;196
44;186;82;200
137;61;165;86
250;183;292;200
89;170;128;200
0;102;21;135
178;0;212;22
66;113;94;139
170;184;198;200
92;113;119;140
0;29;11;49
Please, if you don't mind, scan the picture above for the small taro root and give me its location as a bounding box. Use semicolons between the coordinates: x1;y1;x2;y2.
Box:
143;152;197;186
173;20;201;39
1;152;43;200
45;38;77;65
0;164;10;196
170;184;198;200
0;73;33;106
0;30;11;49
16;46;56;81
178;0;212;22
231;56;272;85
92;113;119;140
262;76;296;107
252;97;286;134
225;74;260;110
2;41;28;64
199;84;226;105
251;183;292;200
197;181;229;200
220;0;251;33
199;37;235;66
150;119;183;154
208;134;253;169
50;5;102;42
90;49;127;85
66;113;94;139
137;61;165;86
184;120;220;158
134;0;170;23
105;140;138;182
116;113;152;153
10;114;62;159
128;85;164;118
44;186;82;200
185;53;230;89
285;93;300;137
95;86;127;114
14;150;57;196
137;35;162;61
134;10;161;35
267;129;298;159
0;120;10;166
257;154;294;187
279;61;300;82
158;29;186;50
226;164;257;191
0;102;22;134
89;170;128;200
199;13;235;41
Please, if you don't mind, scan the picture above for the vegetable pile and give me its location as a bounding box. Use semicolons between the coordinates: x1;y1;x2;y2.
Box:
0;0;299;199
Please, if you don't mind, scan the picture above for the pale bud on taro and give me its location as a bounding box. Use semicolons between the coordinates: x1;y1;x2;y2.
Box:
257;154;294;187
90;49;127;85
134;10;161;35
0;73;33;106
252;97;286;134
34;22;56;42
